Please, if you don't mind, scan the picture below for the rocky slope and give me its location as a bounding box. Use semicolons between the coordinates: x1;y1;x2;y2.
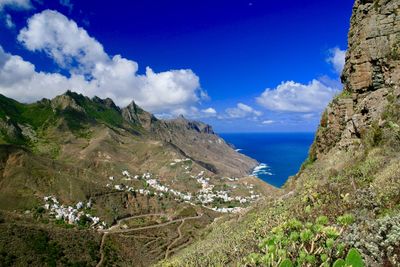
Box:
122;101;257;177
152;115;257;177
159;1;400;266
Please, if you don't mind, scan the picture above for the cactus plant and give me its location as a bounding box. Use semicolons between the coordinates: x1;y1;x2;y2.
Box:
345;248;364;267
279;259;293;267
332;248;364;267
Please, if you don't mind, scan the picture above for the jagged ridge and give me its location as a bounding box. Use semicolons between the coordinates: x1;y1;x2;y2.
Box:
0;91;257;178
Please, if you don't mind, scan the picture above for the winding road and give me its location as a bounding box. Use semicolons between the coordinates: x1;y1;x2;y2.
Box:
165;219;184;259
96;213;203;267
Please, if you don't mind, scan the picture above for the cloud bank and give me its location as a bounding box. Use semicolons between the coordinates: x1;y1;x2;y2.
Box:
0;0;31;11
225;103;261;119
256;79;340;113
255;47;345;117
0;9;204;115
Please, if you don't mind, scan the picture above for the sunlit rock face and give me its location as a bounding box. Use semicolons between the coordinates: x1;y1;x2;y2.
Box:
312;0;400;158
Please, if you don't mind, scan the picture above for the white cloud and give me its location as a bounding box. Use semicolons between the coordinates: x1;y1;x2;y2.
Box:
18;10;108;73
155;105;216;119
327;47;346;74
0;0;31;11
256;79;340;113
2;9;203;115
225;103;262;119
4;13;13;28
0;46;77;101
262;120;274;124
202;107;217;116
301;113;315;119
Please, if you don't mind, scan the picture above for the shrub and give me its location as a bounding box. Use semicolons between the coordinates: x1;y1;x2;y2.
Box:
342;213;400;266
244;214;358;266
337;214;355;226
316;216;329;225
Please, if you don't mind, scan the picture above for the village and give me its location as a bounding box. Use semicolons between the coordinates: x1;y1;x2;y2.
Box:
43;196;107;229
42;158;262;229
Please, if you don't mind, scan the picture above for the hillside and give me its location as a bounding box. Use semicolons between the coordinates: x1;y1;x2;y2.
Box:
0;91;276;266
159;0;400;266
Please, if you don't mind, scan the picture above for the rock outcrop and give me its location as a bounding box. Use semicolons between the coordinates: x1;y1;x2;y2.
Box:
50;93;86;113
312;0;400;158
121;100;157;130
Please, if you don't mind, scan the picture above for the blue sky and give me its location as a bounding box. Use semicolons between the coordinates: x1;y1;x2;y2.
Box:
0;0;354;132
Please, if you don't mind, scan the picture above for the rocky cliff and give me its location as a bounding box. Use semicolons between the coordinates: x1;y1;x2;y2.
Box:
312;0;400;158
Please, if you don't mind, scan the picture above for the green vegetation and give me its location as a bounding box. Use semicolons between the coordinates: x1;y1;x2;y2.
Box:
0;92;133;146
0;95;55;130
333;90;352;102
64;91;124;128
0;221;101;266
0;250;17;267
25;230;64;267
243;214;359;266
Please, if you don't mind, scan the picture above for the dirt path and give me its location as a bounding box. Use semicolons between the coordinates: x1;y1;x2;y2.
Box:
106;214;202;234
96;213;166;267
105;213;166;232
165;219;184;259
96;213;202;266
96;233;107;267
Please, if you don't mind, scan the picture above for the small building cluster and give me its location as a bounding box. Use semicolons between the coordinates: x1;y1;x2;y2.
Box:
191;171;213;190
103;169;261;214
211;206;243;213
193;172;261;208
43;196;106;229
170;158;191;166
145;178;192;201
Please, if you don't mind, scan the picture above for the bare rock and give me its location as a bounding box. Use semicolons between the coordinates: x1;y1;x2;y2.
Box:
313;0;400;158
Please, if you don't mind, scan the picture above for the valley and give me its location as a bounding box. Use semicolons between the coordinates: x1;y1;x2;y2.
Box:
0;91;276;266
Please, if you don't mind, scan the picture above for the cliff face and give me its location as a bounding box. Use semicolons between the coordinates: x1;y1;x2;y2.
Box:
121;100;157;130
313;0;400;158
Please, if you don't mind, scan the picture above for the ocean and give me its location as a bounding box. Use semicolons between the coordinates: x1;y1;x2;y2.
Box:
219;132;315;188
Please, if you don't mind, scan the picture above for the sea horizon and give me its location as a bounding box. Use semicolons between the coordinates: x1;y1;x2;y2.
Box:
220;132;315;188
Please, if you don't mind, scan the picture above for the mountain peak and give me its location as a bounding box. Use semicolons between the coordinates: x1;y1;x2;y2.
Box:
169;115;214;134
92;96;120;111
121;100;157;129
51;91;86;113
